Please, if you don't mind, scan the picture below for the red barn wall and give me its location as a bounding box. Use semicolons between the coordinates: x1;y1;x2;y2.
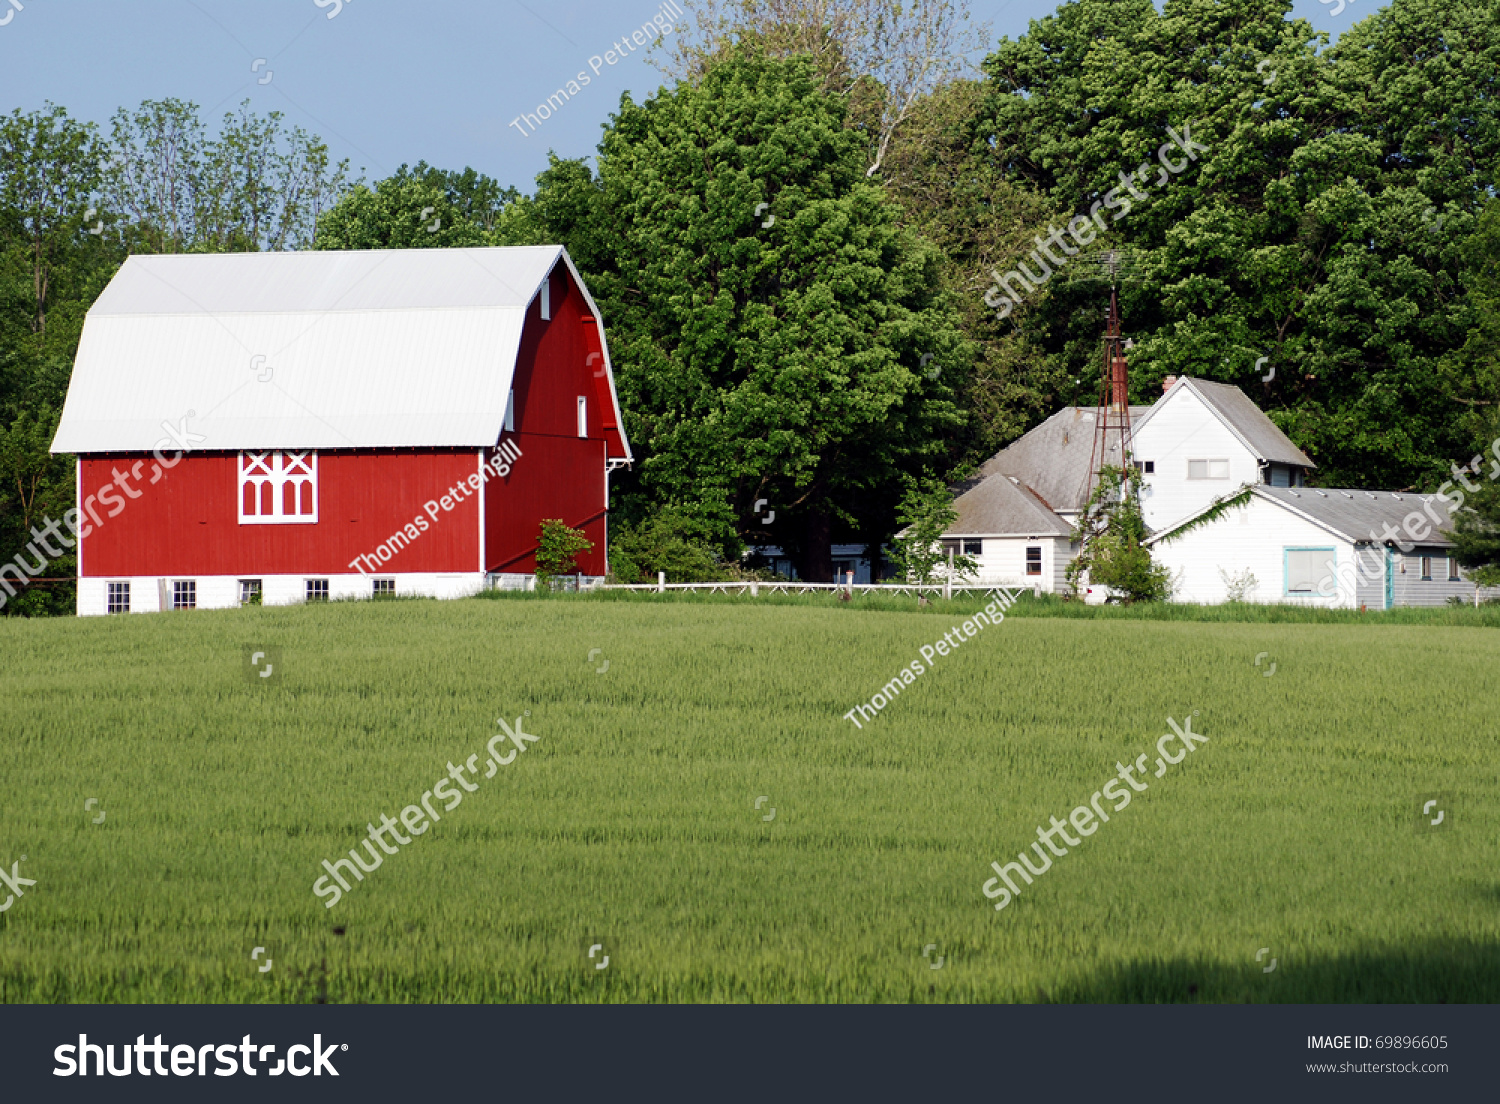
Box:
485;263;615;576
78;450;482;577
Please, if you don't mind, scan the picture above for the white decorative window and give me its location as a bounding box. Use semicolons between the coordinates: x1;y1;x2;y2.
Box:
239;451;318;524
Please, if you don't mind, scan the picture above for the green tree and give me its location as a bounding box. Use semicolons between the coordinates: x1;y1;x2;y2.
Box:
887;476;975;585
509;49;968;581
534;518;595;589
389;162;518;234
314;174;486;250
968;0;1500;489
1066;464;1171;602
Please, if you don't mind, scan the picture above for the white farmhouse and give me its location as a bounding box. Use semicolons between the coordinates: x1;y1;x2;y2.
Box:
936;375;1495;606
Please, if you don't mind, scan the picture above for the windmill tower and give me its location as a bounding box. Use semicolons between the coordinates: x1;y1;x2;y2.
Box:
1067;249;1141;507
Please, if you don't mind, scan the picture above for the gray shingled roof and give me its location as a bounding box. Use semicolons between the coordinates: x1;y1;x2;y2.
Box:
979;405;1151;515
944;472;1074;537
1134;378;1315;469
1151;485;1460;547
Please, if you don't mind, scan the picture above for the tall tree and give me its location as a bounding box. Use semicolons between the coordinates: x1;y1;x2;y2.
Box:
653;0;990;179
507;50;968;580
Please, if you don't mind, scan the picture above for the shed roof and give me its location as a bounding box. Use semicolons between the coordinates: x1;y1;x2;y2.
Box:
50;245;629;456
944;472;1074;538
1149;485;1460;548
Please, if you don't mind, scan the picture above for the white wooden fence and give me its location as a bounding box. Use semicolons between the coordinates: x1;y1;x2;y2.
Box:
596;571;1038;601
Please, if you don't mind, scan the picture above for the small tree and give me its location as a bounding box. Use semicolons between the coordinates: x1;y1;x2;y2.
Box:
887;477;976;587
1451;460;1500;590
1066;464;1171;603
535;519;594;591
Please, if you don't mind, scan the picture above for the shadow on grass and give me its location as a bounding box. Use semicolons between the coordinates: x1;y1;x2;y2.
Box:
1048;939;1500;1003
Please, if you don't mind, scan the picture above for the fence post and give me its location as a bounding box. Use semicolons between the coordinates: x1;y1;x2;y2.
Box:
658;571;666;594
845;570;853;598
750;581;759;598
944;549;953;601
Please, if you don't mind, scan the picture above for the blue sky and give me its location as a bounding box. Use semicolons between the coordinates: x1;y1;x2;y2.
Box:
1;0;1355;195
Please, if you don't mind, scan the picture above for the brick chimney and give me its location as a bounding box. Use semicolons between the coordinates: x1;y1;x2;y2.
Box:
1161;375;1178;395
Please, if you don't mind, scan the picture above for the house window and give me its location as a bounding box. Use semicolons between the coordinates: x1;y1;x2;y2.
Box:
306;579;329;602
1449;558;1461;581
577;395;588;438
107;581;130;614
1132;460;1155;474
1188;459;1230;480
1285;548;1334;595
373;578;395;596
1026;546;1042;576
172;580;196;610
963;540;982;556
1421;555;1432;581
239;579;262;606
239;451;318;524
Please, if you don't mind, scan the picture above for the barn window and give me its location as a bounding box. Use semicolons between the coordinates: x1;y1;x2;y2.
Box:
172;581;196;610
577;395;587;438
1026;546;1042;576
306;579;329;602
373;578;395;596
239;451;318;524
107;582;130;614
1188;459;1229;480
239;579;262;606
1285;548;1334;595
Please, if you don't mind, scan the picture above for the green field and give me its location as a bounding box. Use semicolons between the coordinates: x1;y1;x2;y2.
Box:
1;593;1497;1003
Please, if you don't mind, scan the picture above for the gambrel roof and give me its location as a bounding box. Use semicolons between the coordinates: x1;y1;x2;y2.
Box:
51;245;630;457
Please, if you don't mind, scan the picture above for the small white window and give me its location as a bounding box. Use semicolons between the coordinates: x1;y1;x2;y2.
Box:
1025;546;1042;576
239;579;262;606
306;579;329;602
505;390;515;433
539;278;551;320
240;451;318;524
577;395;587;438
1188;459;1230;480
107;581;130;614
172;580;196;610
373;578;395;596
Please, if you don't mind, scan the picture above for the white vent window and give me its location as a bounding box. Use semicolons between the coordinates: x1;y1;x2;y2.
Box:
239;451;318;525
539;278;551;320
505;390;515;433
577;395;587;438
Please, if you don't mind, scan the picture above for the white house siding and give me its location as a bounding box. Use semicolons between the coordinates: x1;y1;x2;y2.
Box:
77;572;487;615
1151;498;1356;607
959;536;1073;593
1132;388;1260;533
1391;548;1483;607
1353;545;1387;610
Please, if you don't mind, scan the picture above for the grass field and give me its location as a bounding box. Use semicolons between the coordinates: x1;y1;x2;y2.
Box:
1;592;1497;1003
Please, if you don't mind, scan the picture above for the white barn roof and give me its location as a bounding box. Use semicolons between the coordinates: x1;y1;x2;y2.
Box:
50;245;625;454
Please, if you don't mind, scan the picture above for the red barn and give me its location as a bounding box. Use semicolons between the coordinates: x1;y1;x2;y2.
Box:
50;246;632;615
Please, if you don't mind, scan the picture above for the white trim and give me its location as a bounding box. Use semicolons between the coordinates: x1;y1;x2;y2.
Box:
74;572;488;616
477;449;487;573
